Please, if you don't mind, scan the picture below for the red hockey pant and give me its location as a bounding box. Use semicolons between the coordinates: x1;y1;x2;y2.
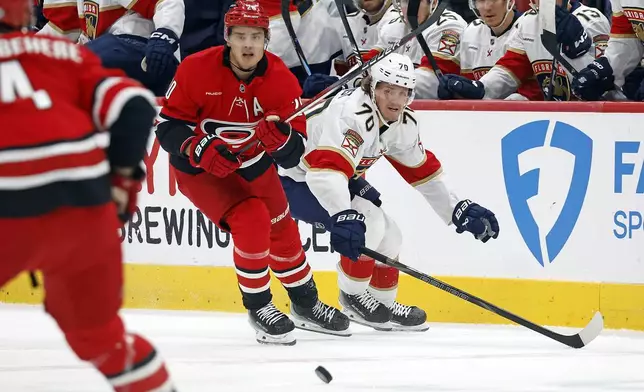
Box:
175;165;316;310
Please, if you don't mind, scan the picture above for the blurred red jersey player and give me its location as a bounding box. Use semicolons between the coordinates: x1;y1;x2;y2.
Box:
0;0;176;391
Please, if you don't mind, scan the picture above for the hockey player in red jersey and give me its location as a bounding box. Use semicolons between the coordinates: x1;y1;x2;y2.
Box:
0;1;175;391
156;0;350;346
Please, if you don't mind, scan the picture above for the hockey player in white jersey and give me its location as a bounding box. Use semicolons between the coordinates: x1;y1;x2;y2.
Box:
303;0;406;97
39;0;184;96
280;53;499;331
572;0;644;100
437;0;610;101
395;0;467;99
441;0;543;100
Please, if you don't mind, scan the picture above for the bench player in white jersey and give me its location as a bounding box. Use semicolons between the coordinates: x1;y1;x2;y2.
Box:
38;0;184;96
279;53;500;331
447;0;543;100
572;0;644;100
437;0;610;101
395;0;466;99
262;0;342;85
303;0;406;97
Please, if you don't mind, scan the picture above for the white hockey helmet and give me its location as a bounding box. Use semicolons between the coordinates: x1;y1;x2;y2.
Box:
369;53;416;121
468;0;515;29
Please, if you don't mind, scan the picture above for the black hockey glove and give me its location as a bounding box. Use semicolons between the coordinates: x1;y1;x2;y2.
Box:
144;28;180;80
438;74;485;100
348;176;382;207
329;209;366;261
572;57;615;101
303;74;339;98
555;5;591;59
452;199;499;243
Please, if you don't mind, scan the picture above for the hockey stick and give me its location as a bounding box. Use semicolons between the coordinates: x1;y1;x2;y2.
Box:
282;0;313;76
359;246;604;349
334;0;364;66
235;0;448;155
545;0;568;101
406;0;448;88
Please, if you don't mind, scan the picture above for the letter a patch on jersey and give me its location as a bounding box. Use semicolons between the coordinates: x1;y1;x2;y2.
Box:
438;30;460;56
341;129;364;157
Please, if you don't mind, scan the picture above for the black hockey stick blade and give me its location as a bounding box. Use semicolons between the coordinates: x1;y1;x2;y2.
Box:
282;0;312;76
335;0;363;66
359;246;604;349
284;0;448;122
407;0;448;87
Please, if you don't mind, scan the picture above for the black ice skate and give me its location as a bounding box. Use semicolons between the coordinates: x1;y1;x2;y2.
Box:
248;302;296;346
339;290;393;331
389;301;429;332
291;300;352;337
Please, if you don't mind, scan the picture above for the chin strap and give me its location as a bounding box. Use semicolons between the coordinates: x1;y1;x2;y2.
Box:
230;59;257;74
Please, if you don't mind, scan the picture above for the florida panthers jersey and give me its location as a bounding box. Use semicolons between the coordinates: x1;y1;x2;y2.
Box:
335;5;405;71
480;5;610;101
39;0;184;43
459;15;543;100
604;0;644;86
409;10;465;99
279;88;459;222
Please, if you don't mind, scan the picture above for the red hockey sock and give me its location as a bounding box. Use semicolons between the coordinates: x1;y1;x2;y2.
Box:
226;198;273;309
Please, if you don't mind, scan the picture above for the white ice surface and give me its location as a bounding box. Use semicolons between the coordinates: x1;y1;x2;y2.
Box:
1;304;644;391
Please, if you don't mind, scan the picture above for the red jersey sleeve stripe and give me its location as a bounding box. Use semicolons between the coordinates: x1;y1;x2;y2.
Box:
385;151;442;186
93;77;156;130
303;148;355;179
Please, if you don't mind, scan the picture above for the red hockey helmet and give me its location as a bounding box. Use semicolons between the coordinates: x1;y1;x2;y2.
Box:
0;0;32;29
224;0;270;42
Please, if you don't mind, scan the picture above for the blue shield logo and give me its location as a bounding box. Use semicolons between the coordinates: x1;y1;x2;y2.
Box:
501;121;593;266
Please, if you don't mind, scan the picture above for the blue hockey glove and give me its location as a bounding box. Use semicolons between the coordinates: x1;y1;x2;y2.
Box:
144;28;180;79
571;57;615;101
303;73;339;98
555;5;591;59
452;199;499;243
438;74;485;100
623;66;644;101
348;176;382;207
330;209;366;261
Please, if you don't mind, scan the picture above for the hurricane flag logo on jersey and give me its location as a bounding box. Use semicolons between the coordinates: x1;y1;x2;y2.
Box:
501;120;593;266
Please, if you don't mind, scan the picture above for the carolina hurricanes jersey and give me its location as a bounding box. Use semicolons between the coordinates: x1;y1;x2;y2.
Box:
0;31;154;218
334;5;405;73
604;0;644;86
258;0;296;17
39;0;184;43
458;15;543;100
279;87;459;222
409;10;466;99
159;46;306;181
480;4;610;101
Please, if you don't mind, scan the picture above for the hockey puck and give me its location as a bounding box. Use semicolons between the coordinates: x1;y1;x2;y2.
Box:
315;366;332;384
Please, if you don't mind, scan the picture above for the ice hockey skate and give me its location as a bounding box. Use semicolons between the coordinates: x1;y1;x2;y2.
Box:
248;302;296;346
339;290;393;331
389;301;429;331
291;299;352;337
